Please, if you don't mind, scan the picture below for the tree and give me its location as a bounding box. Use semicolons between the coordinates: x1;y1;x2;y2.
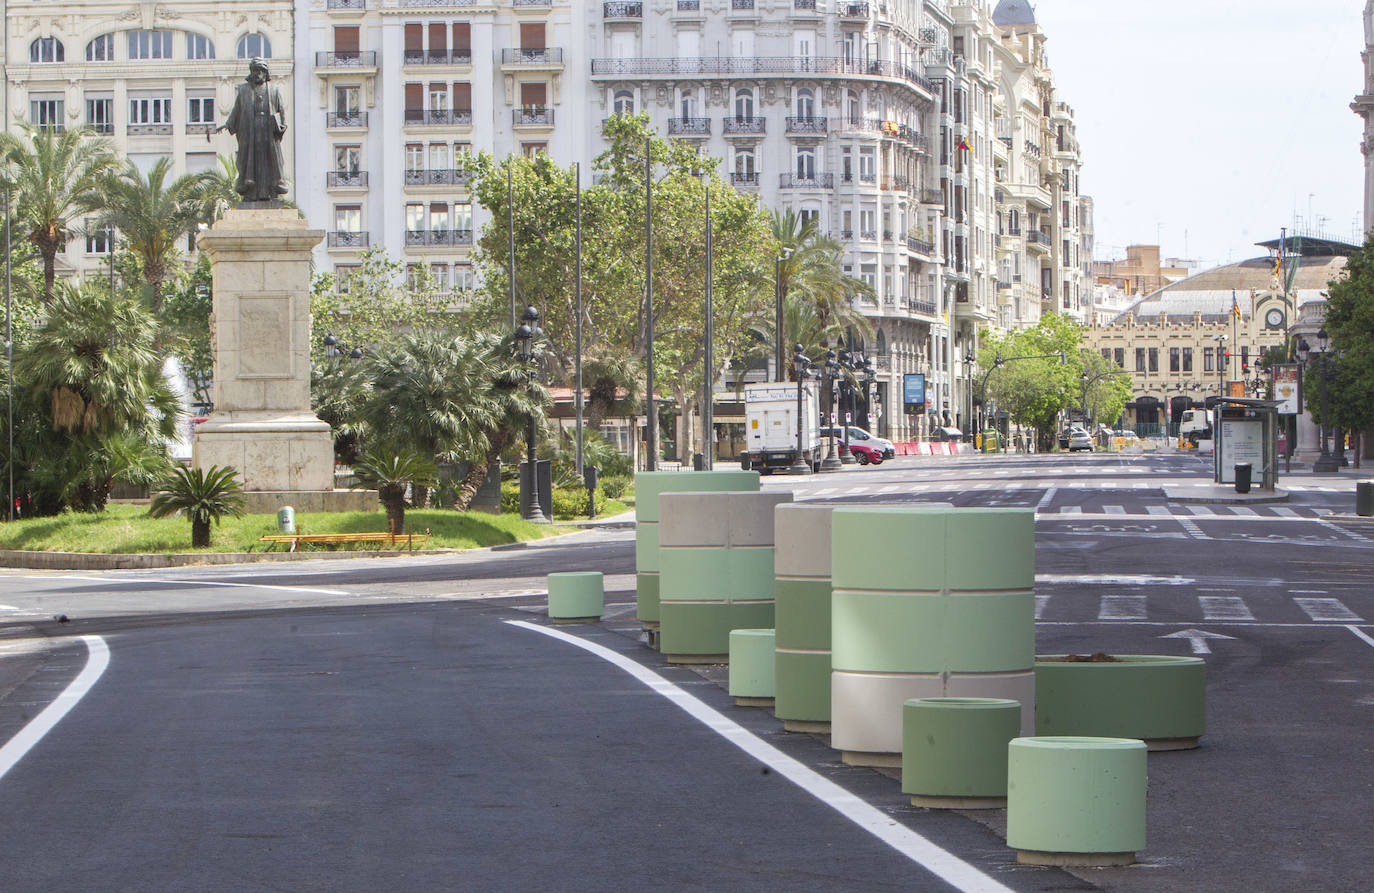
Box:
309;247;453;355
979;313;1087;449
148;464;246;548
0;123;118;301
1319;237;1374;437
1078;351;1133;430
770;208;873;345
351;447;439;535
160;255;215;411
98;158;212;315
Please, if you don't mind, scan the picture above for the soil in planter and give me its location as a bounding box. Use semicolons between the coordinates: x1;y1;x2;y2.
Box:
1039;652;1123;663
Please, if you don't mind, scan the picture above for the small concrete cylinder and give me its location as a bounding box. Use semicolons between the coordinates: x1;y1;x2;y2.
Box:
1356;480;1374;517
728;628;776;706
1007;736;1148;866
901;697;1021;808
547;571;604;622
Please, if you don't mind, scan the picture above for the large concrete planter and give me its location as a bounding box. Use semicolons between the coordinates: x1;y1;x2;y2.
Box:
773;504;837;732
1007;736;1148;866
658;490;792;662
633;470;758;636
830;506;1036;766
1034;654;1206;750
901;697;1021;808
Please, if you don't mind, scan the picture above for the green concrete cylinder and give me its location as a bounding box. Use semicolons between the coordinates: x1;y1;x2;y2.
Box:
658;490;791;661
773;504;837;731
634;470;759;632
728;628;777;705
547;571;604;622
830;506;1036;766
1034;655;1206;750
901;698;1021;808
1007;736;1148;866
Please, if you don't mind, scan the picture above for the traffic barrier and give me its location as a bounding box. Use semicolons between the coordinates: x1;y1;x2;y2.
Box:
901;697;1021;808
634;470;759;637
546;571;604;623
658;490;793;662
1007;736;1147;866
728;629;776;706
830;506;1035;766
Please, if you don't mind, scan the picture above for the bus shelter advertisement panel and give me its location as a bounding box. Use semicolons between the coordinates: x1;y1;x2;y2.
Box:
1217;419;1264;484
1271;364;1300;415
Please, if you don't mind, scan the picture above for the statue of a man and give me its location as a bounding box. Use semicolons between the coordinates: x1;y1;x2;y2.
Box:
219;59;288;202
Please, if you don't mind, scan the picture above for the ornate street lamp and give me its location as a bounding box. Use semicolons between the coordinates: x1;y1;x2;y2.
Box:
789;343;814;475
820;349;843;471
836;348;856;464
322;333;363;360
514;305;550;522
1299;330;1342;473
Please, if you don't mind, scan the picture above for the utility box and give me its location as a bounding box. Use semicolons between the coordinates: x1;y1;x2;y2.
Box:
1212;398;1280;491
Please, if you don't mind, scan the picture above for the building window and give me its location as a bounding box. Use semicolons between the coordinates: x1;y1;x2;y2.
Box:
1203;347;1214;371
128;31;172;60
30;99;63;129
405;143;424;173
795;147;816;179
406;203;425;236
85;220;113;254
734;88;754;119
187;96;215;125
795;88;814;118
1135;348;1146;373
613;90;634;117
335;86;361;117
1114;348;1125;368
1182;347;1193;373
30;38;65;63
334;205;361;233
335;145;361;174
130;97;172;125
86;97;114;133
1148;348;1159;373
733;148;755;176
237;33;271;59
1169;347;1180;373
335;265;360;294
86;34;114;62
679;88;696;118
521;142;547;157
186;33;215;60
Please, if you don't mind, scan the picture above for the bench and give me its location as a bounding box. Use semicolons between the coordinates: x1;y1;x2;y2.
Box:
256;533;430;552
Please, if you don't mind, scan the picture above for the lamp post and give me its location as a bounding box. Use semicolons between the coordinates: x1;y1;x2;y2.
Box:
774;248;793;382
820;349;842;471
514;305;550;523
836;348;856;464
1300;330;1341;473
1213;334;1228;395
962;353;977;442
322;333;363;361
789;343;814;475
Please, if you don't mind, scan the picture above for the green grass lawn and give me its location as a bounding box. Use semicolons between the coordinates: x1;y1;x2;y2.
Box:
0;503;624;555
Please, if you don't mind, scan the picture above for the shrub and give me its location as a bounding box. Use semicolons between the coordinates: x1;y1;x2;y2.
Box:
599;474;630;499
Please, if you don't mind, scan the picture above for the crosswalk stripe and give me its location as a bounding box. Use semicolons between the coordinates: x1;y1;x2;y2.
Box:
1294;598;1364;622
1199;596;1254;620
1099;595;1147;620
1104;505;1126;514
1186;505;1215;516
1146;505;1173;516
1271;507;1299;517
1059;506;1082;515
1229;506;1258;517
1034;595;1051;619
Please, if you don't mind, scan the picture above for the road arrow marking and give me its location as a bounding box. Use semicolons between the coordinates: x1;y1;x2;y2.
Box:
1161;628;1235;654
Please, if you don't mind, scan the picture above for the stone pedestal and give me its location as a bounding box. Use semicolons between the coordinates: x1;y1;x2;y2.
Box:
193;208;338;498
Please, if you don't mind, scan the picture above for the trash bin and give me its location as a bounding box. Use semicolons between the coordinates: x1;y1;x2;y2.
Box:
277;506;295;534
1234;463;1252;494
693;452;705;471
982;430;999;453
1357;480;1374;517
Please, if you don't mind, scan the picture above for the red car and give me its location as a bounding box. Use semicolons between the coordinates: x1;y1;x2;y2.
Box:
820;426;894;465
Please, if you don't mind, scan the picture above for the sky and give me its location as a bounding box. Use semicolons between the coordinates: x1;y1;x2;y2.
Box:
1029;0;1365;271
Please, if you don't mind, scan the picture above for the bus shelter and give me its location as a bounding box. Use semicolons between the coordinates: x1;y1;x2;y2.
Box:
1211;398;1281;490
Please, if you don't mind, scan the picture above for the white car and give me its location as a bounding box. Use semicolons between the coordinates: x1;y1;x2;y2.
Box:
820;426;896;465
1067;430;1095;452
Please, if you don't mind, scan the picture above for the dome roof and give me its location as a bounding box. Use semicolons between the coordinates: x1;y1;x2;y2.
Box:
993;0;1037;26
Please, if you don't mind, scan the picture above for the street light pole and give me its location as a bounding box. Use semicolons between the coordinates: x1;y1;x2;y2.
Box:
1309;330;1341;473
820;349;842;471
515;305;549;523
774;252;791;382
790;344;813;475
837;348;855;463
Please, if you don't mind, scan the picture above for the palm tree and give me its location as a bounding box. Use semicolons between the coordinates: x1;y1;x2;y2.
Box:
98;158;210;315
582;348;642;433
352;447;439;535
769;209;873;357
193;155;241;224
0;123;118;301
149;464;247;548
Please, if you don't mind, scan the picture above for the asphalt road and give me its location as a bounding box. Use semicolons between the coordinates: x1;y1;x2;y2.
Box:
0;450;1369;892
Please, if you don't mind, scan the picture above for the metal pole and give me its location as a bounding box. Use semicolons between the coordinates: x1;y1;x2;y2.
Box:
4;188;11;522
774;256;785;382
574;162;583;478
508;165;516;328
644;138;656;471
703;185;713;470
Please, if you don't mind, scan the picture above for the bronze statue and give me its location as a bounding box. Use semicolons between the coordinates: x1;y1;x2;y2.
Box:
217;59;288;202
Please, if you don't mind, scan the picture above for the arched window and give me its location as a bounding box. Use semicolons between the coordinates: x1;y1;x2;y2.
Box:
85;34;114;62
30;38;64;63
612;90;634;117
796;88;814;119
679;88;696;118
186;33;215;60
875;330;887;356
237;32;271;59
1008;208;1021;235
734;88;754;119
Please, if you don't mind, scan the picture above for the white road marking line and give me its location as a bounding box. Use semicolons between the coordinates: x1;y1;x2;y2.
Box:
1271;507;1299;517
1317;520;1370;543
1177;518;1209;540
1291;589;1329;595
1035;486;1058;513
22;574;350;597
1348;626;1374;650
1186;505;1215;516
879;485;902;493
1199;596;1255;621
1036;573;1196;585
1059;506;1082;515
0;636;109;784
1099;595;1147;620
1294;598;1364;623
1103;505;1126;515
1146;505;1173;516
507;621;1014;893
1034;595;1051;619
1229;506;1258;517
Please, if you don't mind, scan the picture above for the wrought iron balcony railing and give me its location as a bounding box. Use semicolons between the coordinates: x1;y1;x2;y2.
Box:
667;117;711;135
327;231;369;248
604;1;643;17
779;173;834;189
501;47;564;65
402;49;474;65
327;0;365;8
327;171;368;188
589;56;934;93
403;168;475;187
404;109;474;126
729;172;759;187
316;51;377;67
513;107;554;126
327;112;368;128
785;116;828;134
404;230;475;247
722;115;766;134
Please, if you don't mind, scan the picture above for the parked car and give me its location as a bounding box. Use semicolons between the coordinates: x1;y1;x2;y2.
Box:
1057;427;1086;449
1066;429;1095;452
820;426;895;465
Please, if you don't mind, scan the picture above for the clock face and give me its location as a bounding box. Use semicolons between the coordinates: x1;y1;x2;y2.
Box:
1265;308;1285;328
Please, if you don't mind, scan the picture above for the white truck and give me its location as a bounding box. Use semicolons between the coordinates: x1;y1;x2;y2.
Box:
740;381;822;473
1180;408;1213;450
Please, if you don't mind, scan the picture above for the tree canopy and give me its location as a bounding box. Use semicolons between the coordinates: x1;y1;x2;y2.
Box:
1320;237;1374;435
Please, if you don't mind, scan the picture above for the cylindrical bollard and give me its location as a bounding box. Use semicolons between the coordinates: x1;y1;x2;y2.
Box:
1034;654;1206;750
658;490;792;662
902;698;1022;808
1007;736;1148;866
830;506;1036;767
1356;480;1374;517
728;629;776;706
1234;462;1252;494
277;506;295;534
773;504;838;733
547;571;604;623
634;471;759;641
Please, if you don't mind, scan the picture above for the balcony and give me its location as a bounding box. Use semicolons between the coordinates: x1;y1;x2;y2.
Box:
513;107;554;127
513;0;550;5
405;109;474;127
729;172;759;188
327;111;368;128
785;116;828;135
604;1;642;17
327;0;365;7
403;49;474;66
327;232;369;248
794;0;817;8
779;173;834;189
398;0;478;6
89;122;114;135
667;117;711;136
860;229;877;241
909;299;938;317
327;171;368;188
185;123;214;136
404;230;475;247
731;0;754;8
403;169;475;187
882;175;910;192
590;57;934;94
906;237;934;255
315;51;377;68
920;188;944;205
722;115;766;135
501;47;564;67
1027;229;1052;249
677;0;699;8
128;124;172;136
839;2;869;20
